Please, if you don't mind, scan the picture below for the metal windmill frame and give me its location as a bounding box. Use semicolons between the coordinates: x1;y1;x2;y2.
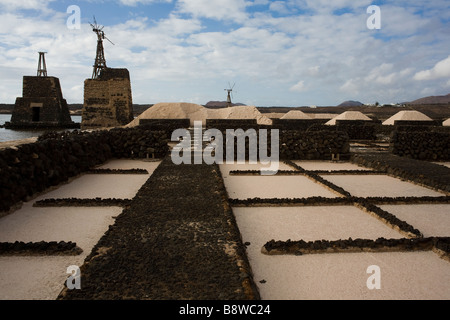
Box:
90;16;114;79
225;82;235;108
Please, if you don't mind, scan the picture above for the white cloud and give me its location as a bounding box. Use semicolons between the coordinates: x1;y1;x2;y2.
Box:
0;0;56;11
176;0;249;22
293;0;372;13
290;80;306;92
269;1;290;14
0;1;449;106
119;0;172;5
414;55;450;81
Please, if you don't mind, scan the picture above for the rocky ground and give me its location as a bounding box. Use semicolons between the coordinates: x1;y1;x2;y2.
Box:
58;156;259;300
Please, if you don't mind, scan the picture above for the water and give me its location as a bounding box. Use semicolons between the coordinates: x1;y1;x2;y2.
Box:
0;114;82;142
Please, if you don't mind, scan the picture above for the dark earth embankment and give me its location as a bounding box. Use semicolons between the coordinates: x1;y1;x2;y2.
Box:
58;156;259;300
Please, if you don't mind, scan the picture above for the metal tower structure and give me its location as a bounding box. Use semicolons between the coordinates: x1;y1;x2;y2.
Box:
37;52;47;77
90;17;114;79
224;82;235;108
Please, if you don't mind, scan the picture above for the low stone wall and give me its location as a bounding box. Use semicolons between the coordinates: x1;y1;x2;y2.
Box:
390;131;450;160
139;119;190;132
201;128;349;161
269;119;327;131
0;128;169;214
351;153;450;193
280;130;349;160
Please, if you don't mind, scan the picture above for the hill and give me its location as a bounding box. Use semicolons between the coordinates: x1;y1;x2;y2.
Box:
204;101;246;108
407;93;450;105
337;100;363;107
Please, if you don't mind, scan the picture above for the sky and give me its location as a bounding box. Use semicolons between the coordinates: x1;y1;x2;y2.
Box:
0;0;449;107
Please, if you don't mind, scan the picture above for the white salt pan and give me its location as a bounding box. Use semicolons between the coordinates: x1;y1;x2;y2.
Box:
222;175;340;199
293;161;372;171
379;204;450;237
321;175;445;197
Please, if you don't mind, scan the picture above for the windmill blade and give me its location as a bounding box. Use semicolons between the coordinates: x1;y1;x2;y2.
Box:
104;36;115;45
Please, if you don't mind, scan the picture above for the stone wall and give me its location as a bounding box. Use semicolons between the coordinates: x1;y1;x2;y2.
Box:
202;127;349;161
280;130;349;160
390;131;450;160
0;128;169;214
81;68;133;129
139;119;191;133
272;119;327;131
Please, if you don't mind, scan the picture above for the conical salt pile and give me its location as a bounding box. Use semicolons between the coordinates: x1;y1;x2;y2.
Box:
382;110;433;125
325;111;372;125
126;102;208;127
208;105;272;125
265;113;286;119
442;118;450;126
280;110;312;120
126;103;272;127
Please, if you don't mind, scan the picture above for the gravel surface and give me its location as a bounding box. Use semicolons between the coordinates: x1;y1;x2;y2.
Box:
58;156;259;300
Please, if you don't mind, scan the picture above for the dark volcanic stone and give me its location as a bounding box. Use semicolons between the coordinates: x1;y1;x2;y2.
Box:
58;156;259;300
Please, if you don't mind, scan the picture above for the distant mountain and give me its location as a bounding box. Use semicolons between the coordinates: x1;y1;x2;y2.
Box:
337;100;363;107
205;101;246;108
407;93;450;105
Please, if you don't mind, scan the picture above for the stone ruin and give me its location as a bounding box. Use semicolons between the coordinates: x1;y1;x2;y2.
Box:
81;67;134;129
8;53;76;129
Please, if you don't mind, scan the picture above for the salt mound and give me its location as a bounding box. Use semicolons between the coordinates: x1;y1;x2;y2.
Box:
208;105;272;125
325;111;372;125
382;110;433;125
281;110;312;120
126;103;272;127
443;118;450;126
309;113;336;120
264;113;286;119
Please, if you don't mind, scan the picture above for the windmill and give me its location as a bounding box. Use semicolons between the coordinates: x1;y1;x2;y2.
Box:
224;82;235;108
90;16;114;79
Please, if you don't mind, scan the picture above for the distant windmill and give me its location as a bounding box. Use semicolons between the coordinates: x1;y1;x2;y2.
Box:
89;16;115;79
37;51;47;77
224;82;235;108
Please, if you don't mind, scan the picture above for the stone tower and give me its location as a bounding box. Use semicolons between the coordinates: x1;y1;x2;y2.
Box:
81;68;134;129
81;19;133;129
8;52;75;128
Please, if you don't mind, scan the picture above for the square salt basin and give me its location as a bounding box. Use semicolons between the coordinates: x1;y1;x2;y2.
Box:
293;161;372;171
219;162;297;178
0;205;122;300
233;206;403;245
36;159;162;200
249;251;450;300
321;175;445;198
222;175;340;199
0;256;84;300
233;207;450;299
379;204;450;237
37;174;149;200
0;205;122;251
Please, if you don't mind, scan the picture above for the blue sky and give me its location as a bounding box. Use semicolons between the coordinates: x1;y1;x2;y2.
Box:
0;0;449;107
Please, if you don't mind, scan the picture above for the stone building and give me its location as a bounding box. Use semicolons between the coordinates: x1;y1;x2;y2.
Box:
81;68;134;129
9;76;75;128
